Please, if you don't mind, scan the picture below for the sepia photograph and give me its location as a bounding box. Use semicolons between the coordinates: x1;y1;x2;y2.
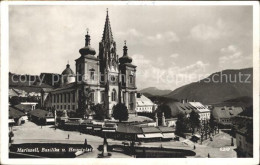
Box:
1;1;259;164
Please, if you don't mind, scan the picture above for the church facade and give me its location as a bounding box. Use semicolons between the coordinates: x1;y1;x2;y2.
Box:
42;11;137;117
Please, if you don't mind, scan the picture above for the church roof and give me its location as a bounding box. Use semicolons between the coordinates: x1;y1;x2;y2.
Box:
102;9;113;43
62;64;74;75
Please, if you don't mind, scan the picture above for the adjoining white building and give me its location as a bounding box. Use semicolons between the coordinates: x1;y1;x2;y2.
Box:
189;102;211;121
135;93;157;113
167;100;211;121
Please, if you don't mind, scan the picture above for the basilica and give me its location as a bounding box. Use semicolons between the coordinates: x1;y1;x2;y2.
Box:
42;10;137;117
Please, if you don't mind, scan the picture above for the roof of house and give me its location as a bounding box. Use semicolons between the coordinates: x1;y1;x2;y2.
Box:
14;104;33;112
141;126;161;133
116;124;143;134
136;95;154;107
50;83;77;92
127;115;154;122
189;102;210;113
212;106;243;119
28;109;54;118
157;126;175;133
167;101;211;117
9;88;19;97
9;106;25;119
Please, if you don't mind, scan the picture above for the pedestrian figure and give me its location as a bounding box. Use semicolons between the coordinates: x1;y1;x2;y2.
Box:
194;145;196;150
68;134;70;139
41;125;42;129
208;153;210;158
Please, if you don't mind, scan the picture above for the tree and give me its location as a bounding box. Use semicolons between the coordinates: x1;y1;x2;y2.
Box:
9;96;20;106
189;110;201;134
77;85;94;118
175;113;189;136
112;103;128;122
155;104;172;126
209;113;216;132
156;104;172;118
92;104;107;120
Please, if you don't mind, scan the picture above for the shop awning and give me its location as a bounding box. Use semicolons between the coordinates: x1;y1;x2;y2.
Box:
137;134;145;138
163;133;175;139
93;127;101;131
102;129;116;132
46;118;55;122
143;133;163;138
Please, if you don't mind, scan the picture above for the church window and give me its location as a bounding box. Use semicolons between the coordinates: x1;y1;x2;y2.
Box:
57;95;59;103
130;92;134;103
72;92;75;102
68;105;70;110
121;75;125;84
89;68;95;80
101;92;105;102
68;93;70;103
111;89;117;101
64;94;67;103
90;92;95;102
64;105;66;109
129;75;134;84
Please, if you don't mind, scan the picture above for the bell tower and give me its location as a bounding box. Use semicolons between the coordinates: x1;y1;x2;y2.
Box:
98;9;120;116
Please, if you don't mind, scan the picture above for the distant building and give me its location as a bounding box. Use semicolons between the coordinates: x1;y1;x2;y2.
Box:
166;100;211;121
189;102;210;121
10;88;28;97
14;103;35;114
9;106;26;126
234;116;253;157
212;106;243;125
135;93;157;113
28;109;55;125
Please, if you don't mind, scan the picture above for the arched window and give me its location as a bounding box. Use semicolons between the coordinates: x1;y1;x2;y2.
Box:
111;89;117;101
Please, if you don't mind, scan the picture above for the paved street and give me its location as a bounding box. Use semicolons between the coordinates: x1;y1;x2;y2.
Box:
11;121;237;158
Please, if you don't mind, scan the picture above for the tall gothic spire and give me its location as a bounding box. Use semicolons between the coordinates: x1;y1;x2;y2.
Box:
102;8;113;42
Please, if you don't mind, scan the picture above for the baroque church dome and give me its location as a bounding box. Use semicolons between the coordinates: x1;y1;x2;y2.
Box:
119;41;132;64
62;64;74;75
79;31;96;56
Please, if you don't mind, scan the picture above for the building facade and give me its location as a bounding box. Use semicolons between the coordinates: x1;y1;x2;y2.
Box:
135;93;157;113
42;11;137;118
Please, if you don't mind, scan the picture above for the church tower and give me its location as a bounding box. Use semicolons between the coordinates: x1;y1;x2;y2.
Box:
98;9;120;116
119;41;137;113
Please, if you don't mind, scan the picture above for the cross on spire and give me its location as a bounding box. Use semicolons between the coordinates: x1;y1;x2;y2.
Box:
86;28;89;35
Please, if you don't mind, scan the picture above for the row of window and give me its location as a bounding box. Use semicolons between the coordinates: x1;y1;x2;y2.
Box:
53;104;76;110
136;106;153;111
52;92;76;103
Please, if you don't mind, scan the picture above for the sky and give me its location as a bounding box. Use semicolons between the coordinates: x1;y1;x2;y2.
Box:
9;5;253;90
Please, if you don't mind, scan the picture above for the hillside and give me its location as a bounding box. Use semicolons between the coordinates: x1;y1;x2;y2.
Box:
165;68;253;106
139;87;172;96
